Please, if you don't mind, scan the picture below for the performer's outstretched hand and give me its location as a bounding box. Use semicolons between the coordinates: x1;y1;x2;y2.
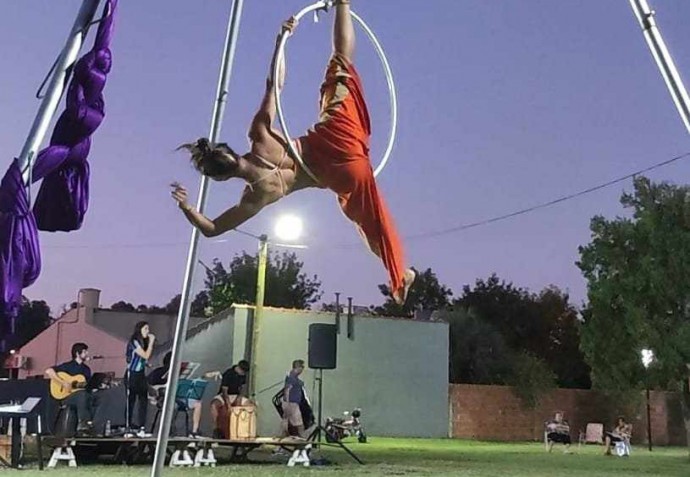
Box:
281;16;298;36
170;182;191;211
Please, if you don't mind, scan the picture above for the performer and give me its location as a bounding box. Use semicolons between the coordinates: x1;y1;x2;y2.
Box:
206;360;251;439
148;352;204;438
281;359;306;438
125;321;155;437
45;343;99;436
172;0;415;304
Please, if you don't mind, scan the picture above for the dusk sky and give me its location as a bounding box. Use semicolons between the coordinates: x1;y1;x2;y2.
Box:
2;0;690;314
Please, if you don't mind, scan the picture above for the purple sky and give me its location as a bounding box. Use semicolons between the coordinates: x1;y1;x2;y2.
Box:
2;0;690;313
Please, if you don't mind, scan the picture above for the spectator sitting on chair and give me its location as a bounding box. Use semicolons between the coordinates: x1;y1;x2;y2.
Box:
604;416;633;456
147;352;204;439
545;411;572;453
45;342;99;436
206;360;251;439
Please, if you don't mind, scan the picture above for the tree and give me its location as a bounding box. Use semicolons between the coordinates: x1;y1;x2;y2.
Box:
577;177;690;448
440;308;512;385
15;297;52;347
109;293;209;317
204;251;322;314
110;301;136;312
373;267;453;317
160;293;211;317
454;275;590;388
506;352;557;409
533;287;591;389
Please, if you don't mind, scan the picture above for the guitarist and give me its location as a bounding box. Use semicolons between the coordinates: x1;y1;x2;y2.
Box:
44;343;98;435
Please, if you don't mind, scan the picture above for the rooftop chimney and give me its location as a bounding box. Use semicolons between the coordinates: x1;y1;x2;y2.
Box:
78;288;101;310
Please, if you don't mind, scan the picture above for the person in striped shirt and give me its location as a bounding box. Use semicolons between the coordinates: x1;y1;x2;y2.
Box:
125;321;155;436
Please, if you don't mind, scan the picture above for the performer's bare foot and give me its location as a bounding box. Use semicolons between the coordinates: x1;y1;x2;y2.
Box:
393;269;416;305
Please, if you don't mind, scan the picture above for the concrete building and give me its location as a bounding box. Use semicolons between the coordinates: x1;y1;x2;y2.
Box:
158;305;450;438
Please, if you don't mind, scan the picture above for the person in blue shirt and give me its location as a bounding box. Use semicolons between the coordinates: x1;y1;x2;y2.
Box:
45;342;97;435
281;359;306;438
125;321;155;436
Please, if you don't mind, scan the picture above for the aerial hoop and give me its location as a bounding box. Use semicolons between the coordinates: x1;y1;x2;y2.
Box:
274;0;398;183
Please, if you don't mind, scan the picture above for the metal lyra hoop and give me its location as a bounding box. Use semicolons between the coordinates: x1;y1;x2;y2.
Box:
274;0;398;182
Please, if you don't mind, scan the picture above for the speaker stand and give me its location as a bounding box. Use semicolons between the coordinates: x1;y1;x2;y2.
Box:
307;369;363;465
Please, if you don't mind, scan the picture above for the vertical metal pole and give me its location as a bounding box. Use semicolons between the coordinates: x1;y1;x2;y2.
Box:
17;0;102;186
150;1;245;475
317;368;324;443
646;386;653;451
334;292;341;333
249;236;269;396
347;297;354;339
629;0;690;135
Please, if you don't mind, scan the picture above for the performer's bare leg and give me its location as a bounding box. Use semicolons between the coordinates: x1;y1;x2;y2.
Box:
358;228;415;305
333;0;354;62
395;269;416;305
191;402;202;435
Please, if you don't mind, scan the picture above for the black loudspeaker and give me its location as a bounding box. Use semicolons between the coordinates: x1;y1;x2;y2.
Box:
308;323;337;370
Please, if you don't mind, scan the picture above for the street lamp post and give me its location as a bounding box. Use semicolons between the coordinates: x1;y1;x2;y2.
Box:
248;216;303;396
249;235;268;396
641;348;655;451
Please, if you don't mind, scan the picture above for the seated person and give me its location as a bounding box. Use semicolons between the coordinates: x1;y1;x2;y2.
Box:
148;352;204;438
604;416;633;456
545;411;572;453
206;360;251;439
44;342;99;436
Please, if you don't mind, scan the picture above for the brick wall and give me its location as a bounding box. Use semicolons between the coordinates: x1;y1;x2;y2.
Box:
450;384;687;446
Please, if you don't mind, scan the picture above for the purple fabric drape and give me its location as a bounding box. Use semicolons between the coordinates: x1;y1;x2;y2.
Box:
0;161;41;340
34;0;117;230
0;0;117;349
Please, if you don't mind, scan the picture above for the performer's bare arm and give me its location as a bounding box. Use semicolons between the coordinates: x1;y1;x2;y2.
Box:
249;17;297;140
171;183;267;237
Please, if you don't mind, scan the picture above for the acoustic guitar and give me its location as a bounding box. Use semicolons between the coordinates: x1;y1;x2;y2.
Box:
50;372;88;400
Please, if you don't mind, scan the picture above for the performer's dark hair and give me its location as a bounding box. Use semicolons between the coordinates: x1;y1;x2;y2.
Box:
177;138;239;178
292;359;305;369
238;360;250;372
130;321;150;349
71;342;89;359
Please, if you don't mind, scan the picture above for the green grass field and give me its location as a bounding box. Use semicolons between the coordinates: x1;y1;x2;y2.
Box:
24;438;690;476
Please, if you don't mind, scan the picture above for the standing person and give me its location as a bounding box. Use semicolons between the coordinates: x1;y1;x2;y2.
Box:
45;342;99;436
207;360;251;439
125;321;155;437
171;0;416;304
281;359;306;438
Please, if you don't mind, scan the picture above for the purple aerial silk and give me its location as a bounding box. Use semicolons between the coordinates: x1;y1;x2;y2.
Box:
34;0;117;230
0;0;117;349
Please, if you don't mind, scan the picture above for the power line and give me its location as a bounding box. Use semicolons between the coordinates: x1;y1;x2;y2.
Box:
402;150;690;241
